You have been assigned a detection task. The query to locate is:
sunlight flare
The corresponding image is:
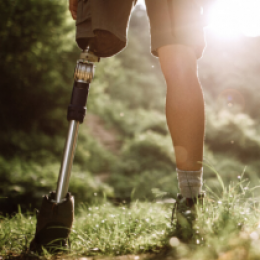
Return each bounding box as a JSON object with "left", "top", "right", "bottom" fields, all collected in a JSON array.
[{"left": 208, "top": 0, "right": 260, "bottom": 38}]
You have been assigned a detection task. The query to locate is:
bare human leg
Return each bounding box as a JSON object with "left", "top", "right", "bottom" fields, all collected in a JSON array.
[
  {"left": 158, "top": 44, "right": 204, "bottom": 171},
  {"left": 158, "top": 44, "right": 205, "bottom": 198}
]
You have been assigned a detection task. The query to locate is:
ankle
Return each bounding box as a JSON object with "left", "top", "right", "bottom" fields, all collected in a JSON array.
[{"left": 177, "top": 168, "right": 203, "bottom": 198}]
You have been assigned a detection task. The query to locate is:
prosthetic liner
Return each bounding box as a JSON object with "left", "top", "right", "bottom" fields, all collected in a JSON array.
[{"left": 30, "top": 50, "right": 99, "bottom": 253}]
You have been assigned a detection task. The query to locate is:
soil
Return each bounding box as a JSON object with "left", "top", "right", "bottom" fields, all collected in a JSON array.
[
  {"left": 6, "top": 254, "right": 153, "bottom": 260},
  {"left": 85, "top": 113, "right": 121, "bottom": 181},
  {"left": 85, "top": 113, "right": 121, "bottom": 154}
]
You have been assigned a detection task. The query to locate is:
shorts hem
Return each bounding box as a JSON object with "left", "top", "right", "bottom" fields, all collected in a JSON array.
[
  {"left": 151, "top": 31, "right": 206, "bottom": 59},
  {"left": 76, "top": 27, "right": 126, "bottom": 44}
]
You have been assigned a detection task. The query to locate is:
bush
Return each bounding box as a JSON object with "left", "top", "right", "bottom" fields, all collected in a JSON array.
[
  {"left": 74, "top": 126, "right": 117, "bottom": 174},
  {"left": 206, "top": 109, "right": 260, "bottom": 162},
  {"left": 109, "top": 131, "right": 176, "bottom": 199},
  {"left": 0, "top": 156, "right": 113, "bottom": 214}
]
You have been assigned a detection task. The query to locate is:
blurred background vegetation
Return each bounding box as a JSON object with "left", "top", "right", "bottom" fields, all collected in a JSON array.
[{"left": 1, "top": 0, "right": 260, "bottom": 214}]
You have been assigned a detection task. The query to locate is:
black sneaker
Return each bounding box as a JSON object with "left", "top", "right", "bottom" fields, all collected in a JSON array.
[
  {"left": 171, "top": 193, "right": 205, "bottom": 244},
  {"left": 30, "top": 192, "right": 74, "bottom": 254}
]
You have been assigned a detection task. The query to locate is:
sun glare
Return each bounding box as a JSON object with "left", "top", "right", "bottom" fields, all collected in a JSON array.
[
  {"left": 208, "top": 0, "right": 260, "bottom": 38},
  {"left": 136, "top": 0, "right": 260, "bottom": 38}
]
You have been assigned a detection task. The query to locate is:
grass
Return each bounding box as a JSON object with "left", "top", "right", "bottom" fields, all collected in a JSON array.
[
  {"left": 1, "top": 173, "right": 260, "bottom": 260},
  {"left": 0, "top": 201, "right": 170, "bottom": 259}
]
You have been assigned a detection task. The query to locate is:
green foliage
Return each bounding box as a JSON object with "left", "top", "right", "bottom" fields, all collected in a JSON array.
[
  {"left": 0, "top": 125, "right": 116, "bottom": 213},
  {"left": 206, "top": 109, "right": 260, "bottom": 162},
  {"left": 109, "top": 170, "right": 178, "bottom": 200},
  {"left": 117, "top": 131, "right": 174, "bottom": 173},
  {"left": 75, "top": 127, "right": 117, "bottom": 174},
  {"left": 96, "top": 101, "right": 168, "bottom": 137},
  {"left": 0, "top": 155, "right": 113, "bottom": 213},
  {"left": 108, "top": 131, "right": 176, "bottom": 199},
  {"left": 0, "top": 0, "right": 78, "bottom": 157}
]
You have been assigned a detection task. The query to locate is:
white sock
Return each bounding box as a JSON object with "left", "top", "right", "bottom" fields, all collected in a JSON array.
[{"left": 177, "top": 168, "right": 203, "bottom": 198}]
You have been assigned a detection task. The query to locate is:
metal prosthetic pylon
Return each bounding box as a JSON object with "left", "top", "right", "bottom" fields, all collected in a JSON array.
[
  {"left": 55, "top": 49, "right": 99, "bottom": 204},
  {"left": 30, "top": 49, "right": 100, "bottom": 253}
]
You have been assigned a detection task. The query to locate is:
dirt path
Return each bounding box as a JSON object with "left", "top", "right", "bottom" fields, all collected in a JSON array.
[
  {"left": 54, "top": 254, "right": 151, "bottom": 260},
  {"left": 8, "top": 254, "right": 153, "bottom": 260},
  {"left": 85, "top": 113, "right": 121, "bottom": 154},
  {"left": 85, "top": 113, "right": 121, "bottom": 181}
]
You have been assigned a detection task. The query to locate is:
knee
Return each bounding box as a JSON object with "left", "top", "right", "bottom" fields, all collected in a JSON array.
[{"left": 158, "top": 45, "right": 198, "bottom": 84}]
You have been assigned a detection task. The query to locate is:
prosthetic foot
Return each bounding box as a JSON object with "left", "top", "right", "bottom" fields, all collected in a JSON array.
[
  {"left": 30, "top": 192, "right": 74, "bottom": 253},
  {"left": 30, "top": 50, "right": 99, "bottom": 254},
  {"left": 171, "top": 193, "right": 205, "bottom": 244}
]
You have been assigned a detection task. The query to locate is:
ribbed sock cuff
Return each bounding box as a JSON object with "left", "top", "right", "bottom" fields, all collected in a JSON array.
[{"left": 177, "top": 168, "right": 203, "bottom": 198}]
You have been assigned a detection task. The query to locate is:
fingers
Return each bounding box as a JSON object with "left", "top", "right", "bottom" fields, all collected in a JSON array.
[{"left": 69, "top": 0, "right": 78, "bottom": 20}]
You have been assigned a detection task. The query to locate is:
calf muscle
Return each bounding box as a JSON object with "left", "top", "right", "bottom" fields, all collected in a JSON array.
[{"left": 158, "top": 45, "right": 205, "bottom": 171}]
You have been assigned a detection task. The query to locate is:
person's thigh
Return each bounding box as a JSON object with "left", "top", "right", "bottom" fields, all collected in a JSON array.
[
  {"left": 145, "top": 0, "right": 206, "bottom": 59},
  {"left": 76, "top": 0, "right": 135, "bottom": 57}
]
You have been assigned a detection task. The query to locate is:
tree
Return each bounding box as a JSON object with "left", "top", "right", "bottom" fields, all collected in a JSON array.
[{"left": 0, "top": 0, "right": 79, "bottom": 157}]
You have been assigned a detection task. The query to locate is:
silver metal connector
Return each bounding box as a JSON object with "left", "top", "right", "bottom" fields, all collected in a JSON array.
[
  {"left": 74, "top": 62, "right": 94, "bottom": 83},
  {"left": 74, "top": 50, "right": 99, "bottom": 83}
]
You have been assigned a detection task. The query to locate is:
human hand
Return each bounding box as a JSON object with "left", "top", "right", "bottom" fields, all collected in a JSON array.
[{"left": 69, "top": 0, "right": 78, "bottom": 20}]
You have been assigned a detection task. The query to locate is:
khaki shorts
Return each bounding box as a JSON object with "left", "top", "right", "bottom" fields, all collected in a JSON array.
[{"left": 76, "top": 0, "right": 207, "bottom": 58}]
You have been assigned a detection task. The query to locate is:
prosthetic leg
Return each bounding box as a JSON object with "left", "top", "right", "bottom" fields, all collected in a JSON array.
[{"left": 30, "top": 49, "right": 100, "bottom": 253}]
